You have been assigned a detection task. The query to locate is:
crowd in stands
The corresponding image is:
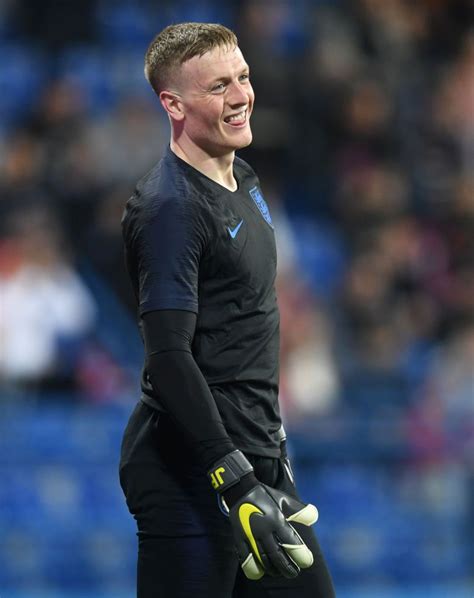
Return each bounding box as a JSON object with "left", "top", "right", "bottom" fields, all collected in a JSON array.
[
  {"left": 0, "top": 0, "right": 472, "bottom": 460},
  {"left": 0, "top": 1, "right": 472, "bottom": 590}
]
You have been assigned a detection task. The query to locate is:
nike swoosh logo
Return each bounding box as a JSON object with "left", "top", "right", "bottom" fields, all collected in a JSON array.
[
  {"left": 227, "top": 219, "right": 244, "bottom": 239},
  {"left": 239, "top": 503, "right": 264, "bottom": 565}
]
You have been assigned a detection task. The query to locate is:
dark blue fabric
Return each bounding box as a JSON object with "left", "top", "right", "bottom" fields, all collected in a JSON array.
[
  {"left": 122, "top": 147, "right": 282, "bottom": 458},
  {"left": 135, "top": 194, "right": 206, "bottom": 315},
  {"left": 119, "top": 402, "right": 336, "bottom": 597}
]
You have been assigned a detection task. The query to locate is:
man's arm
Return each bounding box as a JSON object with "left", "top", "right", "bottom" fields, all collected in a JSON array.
[
  {"left": 143, "top": 308, "right": 318, "bottom": 581},
  {"left": 142, "top": 308, "right": 235, "bottom": 467}
]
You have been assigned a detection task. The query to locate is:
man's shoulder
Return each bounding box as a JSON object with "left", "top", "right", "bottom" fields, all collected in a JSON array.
[
  {"left": 122, "top": 155, "right": 208, "bottom": 243},
  {"left": 135, "top": 153, "right": 185, "bottom": 201},
  {"left": 129, "top": 153, "right": 200, "bottom": 213}
]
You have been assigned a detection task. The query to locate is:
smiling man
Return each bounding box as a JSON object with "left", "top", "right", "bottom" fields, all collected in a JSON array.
[{"left": 119, "top": 23, "right": 335, "bottom": 598}]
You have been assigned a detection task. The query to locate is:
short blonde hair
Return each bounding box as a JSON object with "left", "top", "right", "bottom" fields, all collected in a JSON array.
[{"left": 144, "top": 22, "right": 238, "bottom": 96}]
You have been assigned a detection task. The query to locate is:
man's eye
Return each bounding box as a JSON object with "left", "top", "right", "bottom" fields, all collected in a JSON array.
[
  {"left": 212, "top": 83, "right": 226, "bottom": 92},
  {"left": 240, "top": 74, "right": 249, "bottom": 81}
]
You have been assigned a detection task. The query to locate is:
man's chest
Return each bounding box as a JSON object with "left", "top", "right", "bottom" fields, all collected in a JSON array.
[{"left": 201, "top": 185, "right": 277, "bottom": 289}]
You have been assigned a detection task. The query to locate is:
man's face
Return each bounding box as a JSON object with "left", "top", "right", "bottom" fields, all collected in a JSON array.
[{"left": 175, "top": 45, "right": 255, "bottom": 156}]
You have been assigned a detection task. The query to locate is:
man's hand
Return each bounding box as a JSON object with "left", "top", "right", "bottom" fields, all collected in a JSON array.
[{"left": 208, "top": 450, "right": 318, "bottom": 580}]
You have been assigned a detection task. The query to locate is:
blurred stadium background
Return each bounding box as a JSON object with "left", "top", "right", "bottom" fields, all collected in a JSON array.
[{"left": 0, "top": 0, "right": 473, "bottom": 596}]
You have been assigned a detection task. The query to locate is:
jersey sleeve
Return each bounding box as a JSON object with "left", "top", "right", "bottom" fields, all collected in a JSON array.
[{"left": 134, "top": 197, "right": 208, "bottom": 316}]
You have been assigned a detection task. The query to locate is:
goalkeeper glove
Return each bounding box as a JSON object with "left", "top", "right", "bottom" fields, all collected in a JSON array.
[{"left": 208, "top": 450, "right": 318, "bottom": 580}]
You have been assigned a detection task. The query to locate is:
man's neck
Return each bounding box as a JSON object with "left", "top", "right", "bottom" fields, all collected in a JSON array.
[{"left": 170, "top": 138, "right": 237, "bottom": 192}]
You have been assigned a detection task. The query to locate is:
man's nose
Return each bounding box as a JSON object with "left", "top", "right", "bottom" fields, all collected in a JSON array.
[{"left": 227, "top": 81, "right": 249, "bottom": 106}]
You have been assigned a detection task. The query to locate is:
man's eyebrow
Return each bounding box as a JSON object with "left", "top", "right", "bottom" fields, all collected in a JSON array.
[{"left": 208, "top": 67, "right": 250, "bottom": 84}]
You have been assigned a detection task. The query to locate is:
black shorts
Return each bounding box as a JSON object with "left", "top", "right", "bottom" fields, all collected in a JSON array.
[{"left": 119, "top": 401, "right": 335, "bottom": 598}]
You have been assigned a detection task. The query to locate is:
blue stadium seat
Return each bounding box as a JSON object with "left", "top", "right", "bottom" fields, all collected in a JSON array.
[
  {"left": 0, "top": 403, "right": 471, "bottom": 592},
  {"left": 290, "top": 216, "right": 347, "bottom": 299},
  {"left": 96, "top": 1, "right": 154, "bottom": 47},
  {"left": 56, "top": 47, "right": 115, "bottom": 114},
  {"left": 0, "top": 44, "right": 47, "bottom": 128}
]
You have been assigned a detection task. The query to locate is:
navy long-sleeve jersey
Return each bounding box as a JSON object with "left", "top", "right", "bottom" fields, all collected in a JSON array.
[{"left": 121, "top": 146, "right": 282, "bottom": 457}]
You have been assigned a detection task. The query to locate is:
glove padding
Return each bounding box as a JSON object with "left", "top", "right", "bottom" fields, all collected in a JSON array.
[{"left": 228, "top": 483, "right": 318, "bottom": 580}]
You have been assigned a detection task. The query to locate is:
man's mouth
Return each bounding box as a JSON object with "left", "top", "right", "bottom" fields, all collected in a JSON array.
[{"left": 224, "top": 109, "right": 247, "bottom": 126}]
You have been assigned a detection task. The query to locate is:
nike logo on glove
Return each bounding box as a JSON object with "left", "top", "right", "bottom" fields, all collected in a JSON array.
[
  {"left": 227, "top": 219, "right": 244, "bottom": 239},
  {"left": 239, "top": 503, "right": 264, "bottom": 565}
]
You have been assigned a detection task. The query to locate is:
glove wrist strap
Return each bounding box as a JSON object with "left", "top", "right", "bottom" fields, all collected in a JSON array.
[{"left": 207, "top": 450, "right": 253, "bottom": 493}]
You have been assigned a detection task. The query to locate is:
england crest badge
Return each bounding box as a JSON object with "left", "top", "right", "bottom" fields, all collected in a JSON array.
[{"left": 249, "top": 186, "right": 273, "bottom": 228}]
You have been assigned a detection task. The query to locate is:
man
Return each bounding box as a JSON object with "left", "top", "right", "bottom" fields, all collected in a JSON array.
[{"left": 120, "top": 22, "right": 335, "bottom": 597}]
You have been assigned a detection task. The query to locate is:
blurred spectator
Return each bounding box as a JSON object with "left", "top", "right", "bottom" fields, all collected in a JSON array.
[
  {"left": 81, "top": 94, "right": 166, "bottom": 185},
  {"left": 12, "top": 0, "right": 96, "bottom": 50},
  {"left": 0, "top": 208, "right": 97, "bottom": 391},
  {"left": 408, "top": 319, "right": 474, "bottom": 463},
  {"left": 0, "top": 130, "right": 50, "bottom": 230},
  {"left": 431, "top": 31, "right": 474, "bottom": 174},
  {"left": 278, "top": 271, "right": 340, "bottom": 421},
  {"left": 430, "top": 321, "right": 474, "bottom": 460},
  {"left": 82, "top": 184, "right": 137, "bottom": 314},
  {"left": 0, "top": 0, "right": 469, "bottom": 423}
]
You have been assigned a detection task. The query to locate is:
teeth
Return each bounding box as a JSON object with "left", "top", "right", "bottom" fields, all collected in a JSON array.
[{"left": 227, "top": 110, "right": 246, "bottom": 123}]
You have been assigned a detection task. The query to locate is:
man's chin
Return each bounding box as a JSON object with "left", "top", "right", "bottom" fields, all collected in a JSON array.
[
  {"left": 205, "top": 130, "right": 253, "bottom": 156},
  {"left": 231, "top": 130, "right": 253, "bottom": 151}
]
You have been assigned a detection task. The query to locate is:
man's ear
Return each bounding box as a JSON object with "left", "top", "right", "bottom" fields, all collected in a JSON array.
[{"left": 160, "top": 91, "right": 185, "bottom": 122}]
